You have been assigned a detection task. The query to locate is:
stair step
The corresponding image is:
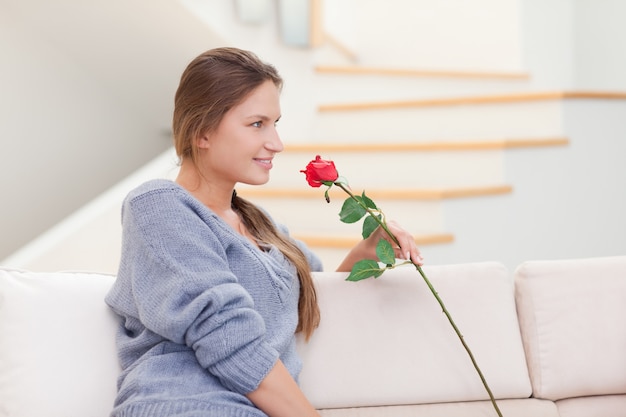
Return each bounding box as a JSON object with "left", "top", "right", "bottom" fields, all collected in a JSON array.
[
  {"left": 284, "top": 137, "right": 569, "bottom": 152},
  {"left": 318, "top": 90, "right": 626, "bottom": 112},
  {"left": 238, "top": 186, "right": 511, "bottom": 239},
  {"left": 267, "top": 139, "right": 568, "bottom": 189},
  {"left": 312, "top": 69, "right": 532, "bottom": 104},
  {"left": 315, "top": 65, "right": 530, "bottom": 80},
  {"left": 312, "top": 100, "right": 564, "bottom": 141},
  {"left": 272, "top": 149, "right": 506, "bottom": 188},
  {"left": 292, "top": 231, "right": 455, "bottom": 270},
  {"left": 294, "top": 233, "right": 454, "bottom": 248},
  {"left": 237, "top": 185, "right": 513, "bottom": 200},
  {"left": 242, "top": 197, "right": 444, "bottom": 236}
]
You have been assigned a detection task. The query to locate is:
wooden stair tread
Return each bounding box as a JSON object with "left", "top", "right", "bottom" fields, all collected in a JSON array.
[
  {"left": 285, "top": 137, "right": 569, "bottom": 152},
  {"left": 238, "top": 185, "right": 513, "bottom": 200},
  {"left": 315, "top": 64, "right": 530, "bottom": 80},
  {"left": 294, "top": 233, "right": 454, "bottom": 248},
  {"left": 318, "top": 90, "right": 626, "bottom": 111}
]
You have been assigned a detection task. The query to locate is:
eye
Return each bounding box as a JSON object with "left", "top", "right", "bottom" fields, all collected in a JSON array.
[{"left": 251, "top": 121, "right": 263, "bottom": 128}]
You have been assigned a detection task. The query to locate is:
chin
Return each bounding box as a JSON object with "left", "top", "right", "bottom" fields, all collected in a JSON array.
[{"left": 242, "top": 177, "right": 270, "bottom": 186}]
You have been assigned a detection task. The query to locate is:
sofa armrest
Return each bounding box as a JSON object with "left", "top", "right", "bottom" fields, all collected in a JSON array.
[
  {"left": 515, "top": 255, "right": 626, "bottom": 401},
  {"left": 0, "top": 268, "right": 120, "bottom": 417}
]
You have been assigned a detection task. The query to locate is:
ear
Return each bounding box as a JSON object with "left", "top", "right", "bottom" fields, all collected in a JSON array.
[{"left": 196, "top": 133, "right": 211, "bottom": 149}]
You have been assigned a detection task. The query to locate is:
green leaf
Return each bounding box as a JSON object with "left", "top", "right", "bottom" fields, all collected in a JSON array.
[
  {"left": 346, "top": 259, "right": 384, "bottom": 281},
  {"left": 376, "top": 239, "right": 396, "bottom": 266},
  {"left": 339, "top": 197, "right": 366, "bottom": 223},
  {"left": 361, "top": 191, "right": 377, "bottom": 210},
  {"left": 362, "top": 214, "right": 381, "bottom": 239}
]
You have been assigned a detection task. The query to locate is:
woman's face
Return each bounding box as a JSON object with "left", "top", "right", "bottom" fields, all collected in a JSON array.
[{"left": 197, "top": 80, "right": 284, "bottom": 188}]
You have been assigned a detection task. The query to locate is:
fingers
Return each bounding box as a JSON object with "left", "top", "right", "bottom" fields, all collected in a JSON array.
[
  {"left": 385, "top": 221, "right": 424, "bottom": 266},
  {"left": 363, "top": 221, "right": 425, "bottom": 265},
  {"left": 399, "top": 236, "right": 424, "bottom": 266}
]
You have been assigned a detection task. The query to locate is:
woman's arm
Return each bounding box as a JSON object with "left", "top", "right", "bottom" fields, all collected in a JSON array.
[
  {"left": 246, "top": 360, "right": 321, "bottom": 417},
  {"left": 336, "top": 220, "right": 424, "bottom": 272},
  {"left": 112, "top": 185, "right": 283, "bottom": 395}
]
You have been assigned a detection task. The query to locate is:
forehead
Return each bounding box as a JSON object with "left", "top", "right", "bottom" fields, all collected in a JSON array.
[{"left": 229, "top": 80, "right": 281, "bottom": 117}]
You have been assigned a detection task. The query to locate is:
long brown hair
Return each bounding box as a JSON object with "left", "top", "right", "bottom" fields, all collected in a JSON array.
[{"left": 172, "top": 47, "right": 320, "bottom": 339}]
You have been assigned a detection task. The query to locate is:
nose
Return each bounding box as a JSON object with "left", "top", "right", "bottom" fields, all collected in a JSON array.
[{"left": 266, "top": 126, "right": 284, "bottom": 153}]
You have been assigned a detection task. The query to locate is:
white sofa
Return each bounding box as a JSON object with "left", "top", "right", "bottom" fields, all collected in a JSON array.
[{"left": 1, "top": 256, "right": 625, "bottom": 417}]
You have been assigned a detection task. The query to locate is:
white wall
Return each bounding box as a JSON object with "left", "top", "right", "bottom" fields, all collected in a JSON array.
[
  {"left": 520, "top": 0, "right": 575, "bottom": 89},
  {"left": 0, "top": 10, "right": 160, "bottom": 260},
  {"left": 572, "top": 0, "right": 626, "bottom": 90},
  {"left": 424, "top": 99, "right": 626, "bottom": 270},
  {"left": 3, "top": 0, "right": 625, "bottom": 273},
  {"left": 323, "top": 0, "right": 524, "bottom": 72},
  {"left": 521, "top": 0, "right": 626, "bottom": 90},
  {"left": 0, "top": 0, "right": 225, "bottom": 260}
]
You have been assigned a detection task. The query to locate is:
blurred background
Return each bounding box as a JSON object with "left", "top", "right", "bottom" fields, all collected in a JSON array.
[{"left": 1, "top": 0, "right": 625, "bottom": 274}]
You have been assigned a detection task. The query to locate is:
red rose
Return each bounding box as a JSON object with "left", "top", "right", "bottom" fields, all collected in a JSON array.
[{"left": 300, "top": 155, "right": 339, "bottom": 187}]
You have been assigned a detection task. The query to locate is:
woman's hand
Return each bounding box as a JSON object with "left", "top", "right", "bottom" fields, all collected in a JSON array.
[
  {"left": 246, "top": 360, "right": 321, "bottom": 417},
  {"left": 373, "top": 220, "right": 424, "bottom": 265},
  {"left": 336, "top": 220, "right": 424, "bottom": 272}
]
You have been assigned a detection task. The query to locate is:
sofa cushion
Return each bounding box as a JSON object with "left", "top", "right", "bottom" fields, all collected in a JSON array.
[
  {"left": 318, "top": 398, "right": 559, "bottom": 417},
  {"left": 297, "top": 262, "right": 532, "bottom": 409},
  {"left": 0, "top": 267, "right": 120, "bottom": 417},
  {"left": 514, "top": 256, "right": 626, "bottom": 401},
  {"left": 556, "top": 394, "right": 626, "bottom": 417}
]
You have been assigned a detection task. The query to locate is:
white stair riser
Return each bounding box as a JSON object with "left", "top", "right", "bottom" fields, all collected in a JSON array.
[
  {"left": 268, "top": 150, "right": 505, "bottom": 188},
  {"left": 313, "top": 74, "right": 531, "bottom": 103},
  {"left": 310, "top": 101, "right": 563, "bottom": 141},
  {"left": 305, "top": 246, "right": 448, "bottom": 273},
  {"left": 238, "top": 197, "right": 445, "bottom": 235}
]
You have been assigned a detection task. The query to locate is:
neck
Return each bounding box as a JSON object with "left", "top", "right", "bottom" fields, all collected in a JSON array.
[
  {"left": 176, "top": 161, "right": 234, "bottom": 214},
  {"left": 175, "top": 159, "right": 259, "bottom": 247}
]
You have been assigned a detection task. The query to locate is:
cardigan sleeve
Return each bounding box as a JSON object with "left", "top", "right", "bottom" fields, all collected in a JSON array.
[{"left": 111, "top": 187, "right": 279, "bottom": 394}]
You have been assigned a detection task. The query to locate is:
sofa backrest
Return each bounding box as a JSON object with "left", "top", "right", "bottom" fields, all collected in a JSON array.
[
  {"left": 514, "top": 255, "right": 626, "bottom": 401},
  {"left": 296, "top": 262, "right": 532, "bottom": 409},
  {"left": 0, "top": 268, "right": 120, "bottom": 417},
  {"left": 1, "top": 260, "right": 550, "bottom": 416}
]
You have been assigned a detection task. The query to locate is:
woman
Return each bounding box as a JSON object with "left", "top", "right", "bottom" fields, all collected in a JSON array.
[{"left": 105, "top": 47, "right": 422, "bottom": 417}]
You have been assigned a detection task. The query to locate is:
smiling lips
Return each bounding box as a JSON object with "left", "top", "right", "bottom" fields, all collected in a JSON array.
[{"left": 254, "top": 158, "right": 273, "bottom": 168}]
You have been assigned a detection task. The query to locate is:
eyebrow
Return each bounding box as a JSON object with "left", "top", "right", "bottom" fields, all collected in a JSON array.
[{"left": 248, "top": 114, "right": 282, "bottom": 122}]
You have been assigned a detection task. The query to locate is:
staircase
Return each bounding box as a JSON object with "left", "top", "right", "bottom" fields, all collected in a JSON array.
[
  {"left": 236, "top": 64, "right": 573, "bottom": 269},
  {"left": 198, "top": 0, "right": 626, "bottom": 270},
  {"left": 4, "top": 0, "right": 626, "bottom": 273}
]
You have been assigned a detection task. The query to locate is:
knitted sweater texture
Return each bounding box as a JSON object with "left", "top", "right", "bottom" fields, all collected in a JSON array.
[{"left": 105, "top": 179, "right": 323, "bottom": 417}]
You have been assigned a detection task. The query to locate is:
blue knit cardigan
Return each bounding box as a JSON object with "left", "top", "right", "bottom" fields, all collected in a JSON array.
[{"left": 105, "top": 179, "right": 323, "bottom": 417}]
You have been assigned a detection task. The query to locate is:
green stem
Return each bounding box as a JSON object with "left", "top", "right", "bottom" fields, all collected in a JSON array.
[
  {"left": 336, "top": 183, "right": 396, "bottom": 242},
  {"left": 414, "top": 264, "right": 503, "bottom": 417},
  {"left": 335, "top": 181, "right": 503, "bottom": 417}
]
